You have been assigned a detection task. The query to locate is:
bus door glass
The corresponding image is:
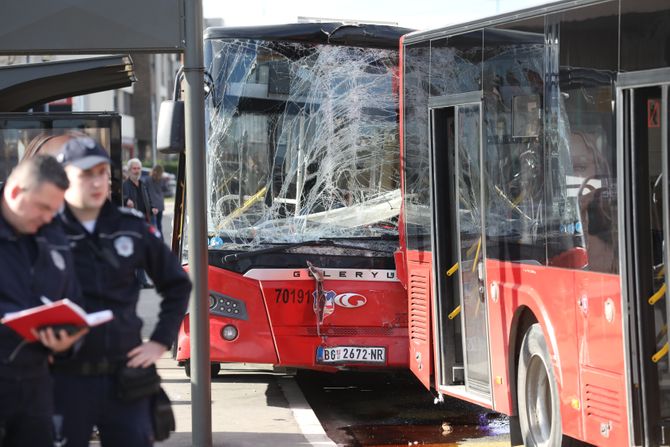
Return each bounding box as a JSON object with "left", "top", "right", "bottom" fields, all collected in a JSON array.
[
  {"left": 620, "top": 77, "right": 670, "bottom": 444},
  {"left": 454, "top": 102, "right": 492, "bottom": 398},
  {"left": 432, "top": 98, "right": 491, "bottom": 399}
]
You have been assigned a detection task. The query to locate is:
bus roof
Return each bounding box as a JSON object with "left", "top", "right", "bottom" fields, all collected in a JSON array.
[
  {"left": 403, "top": 0, "right": 611, "bottom": 44},
  {"left": 204, "top": 22, "right": 413, "bottom": 50}
]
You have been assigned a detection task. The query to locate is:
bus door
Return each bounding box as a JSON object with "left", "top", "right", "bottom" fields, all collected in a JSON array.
[
  {"left": 619, "top": 70, "right": 670, "bottom": 446},
  {"left": 430, "top": 93, "right": 492, "bottom": 402}
]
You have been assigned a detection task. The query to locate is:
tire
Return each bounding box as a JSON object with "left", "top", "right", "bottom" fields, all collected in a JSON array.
[
  {"left": 210, "top": 363, "right": 221, "bottom": 377},
  {"left": 517, "top": 324, "right": 563, "bottom": 447},
  {"left": 184, "top": 360, "right": 220, "bottom": 378}
]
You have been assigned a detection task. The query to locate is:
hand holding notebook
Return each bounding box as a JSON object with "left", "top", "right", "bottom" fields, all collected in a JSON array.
[{"left": 1, "top": 298, "right": 113, "bottom": 342}]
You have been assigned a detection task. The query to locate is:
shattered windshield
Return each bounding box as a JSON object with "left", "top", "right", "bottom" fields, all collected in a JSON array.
[{"left": 204, "top": 38, "right": 400, "bottom": 249}]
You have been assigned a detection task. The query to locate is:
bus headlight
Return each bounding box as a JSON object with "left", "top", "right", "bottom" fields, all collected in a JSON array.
[
  {"left": 222, "top": 324, "right": 238, "bottom": 341},
  {"left": 209, "top": 295, "right": 217, "bottom": 309}
]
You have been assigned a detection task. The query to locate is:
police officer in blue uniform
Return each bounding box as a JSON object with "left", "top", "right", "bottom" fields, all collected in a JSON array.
[
  {"left": 51, "top": 136, "right": 191, "bottom": 446},
  {"left": 0, "top": 155, "right": 87, "bottom": 447}
]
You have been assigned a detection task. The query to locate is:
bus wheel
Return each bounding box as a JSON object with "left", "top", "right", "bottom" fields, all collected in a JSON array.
[
  {"left": 184, "top": 361, "right": 221, "bottom": 378},
  {"left": 517, "top": 324, "right": 563, "bottom": 447},
  {"left": 211, "top": 363, "right": 221, "bottom": 377}
]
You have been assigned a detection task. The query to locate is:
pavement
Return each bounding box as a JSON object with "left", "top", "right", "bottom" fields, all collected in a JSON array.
[{"left": 138, "top": 199, "right": 336, "bottom": 447}]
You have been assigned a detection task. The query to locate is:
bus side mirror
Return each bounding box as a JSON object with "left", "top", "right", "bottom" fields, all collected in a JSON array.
[{"left": 157, "top": 100, "right": 185, "bottom": 154}]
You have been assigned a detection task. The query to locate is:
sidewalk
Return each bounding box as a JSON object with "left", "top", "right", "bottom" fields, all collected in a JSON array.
[{"left": 154, "top": 358, "right": 336, "bottom": 447}]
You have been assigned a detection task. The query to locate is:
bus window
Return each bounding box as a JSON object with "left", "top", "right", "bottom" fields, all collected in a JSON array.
[
  {"left": 483, "top": 25, "right": 546, "bottom": 265},
  {"left": 403, "top": 41, "right": 431, "bottom": 252},
  {"left": 546, "top": 78, "right": 617, "bottom": 273}
]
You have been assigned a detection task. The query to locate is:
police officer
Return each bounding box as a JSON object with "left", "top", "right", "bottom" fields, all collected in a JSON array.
[
  {"left": 51, "top": 136, "right": 191, "bottom": 446},
  {"left": 0, "top": 155, "right": 87, "bottom": 447}
]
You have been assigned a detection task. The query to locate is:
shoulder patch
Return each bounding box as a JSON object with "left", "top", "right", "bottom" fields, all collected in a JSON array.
[{"left": 118, "top": 207, "right": 145, "bottom": 219}]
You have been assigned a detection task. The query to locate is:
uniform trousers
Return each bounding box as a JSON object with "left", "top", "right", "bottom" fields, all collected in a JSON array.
[
  {"left": 0, "top": 373, "right": 53, "bottom": 447},
  {"left": 53, "top": 373, "right": 153, "bottom": 447}
]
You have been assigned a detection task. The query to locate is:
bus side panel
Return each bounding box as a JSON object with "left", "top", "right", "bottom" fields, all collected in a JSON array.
[
  {"left": 486, "top": 259, "right": 583, "bottom": 441},
  {"left": 573, "top": 271, "right": 628, "bottom": 446},
  {"left": 406, "top": 250, "right": 433, "bottom": 390},
  {"left": 261, "top": 278, "right": 409, "bottom": 369},
  {"left": 176, "top": 265, "right": 279, "bottom": 364},
  {"left": 580, "top": 367, "right": 628, "bottom": 447}
]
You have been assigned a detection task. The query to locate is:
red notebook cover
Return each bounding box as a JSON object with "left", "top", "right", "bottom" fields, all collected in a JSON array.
[{"left": 1, "top": 299, "right": 113, "bottom": 342}]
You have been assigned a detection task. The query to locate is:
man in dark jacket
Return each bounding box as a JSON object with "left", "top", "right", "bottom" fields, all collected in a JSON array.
[
  {"left": 122, "top": 158, "right": 157, "bottom": 288},
  {"left": 0, "top": 155, "right": 86, "bottom": 447},
  {"left": 122, "top": 158, "right": 156, "bottom": 222},
  {"left": 52, "top": 137, "right": 191, "bottom": 446}
]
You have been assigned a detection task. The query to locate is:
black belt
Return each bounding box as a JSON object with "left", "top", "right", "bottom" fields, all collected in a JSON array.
[{"left": 51, "top": 358, "right": 122, "bottom": 376}]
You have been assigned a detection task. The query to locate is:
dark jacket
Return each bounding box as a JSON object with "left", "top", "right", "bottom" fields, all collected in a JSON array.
[
  {"left": 57, "top": 201, "right": 191, "bottom": 363},
  {"left": 0, "top": 201, "right": 80, "bottom": 378},
  {"left": 122, "top": 178, "right": 153, "bottom": 221},
  {"left": 145, "top": 177, "right": 167, "bottom": 212}
]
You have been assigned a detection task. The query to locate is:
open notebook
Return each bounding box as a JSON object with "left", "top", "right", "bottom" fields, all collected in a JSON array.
[{"left": 1, "top": 298, "right": 113, "bottom": 342}]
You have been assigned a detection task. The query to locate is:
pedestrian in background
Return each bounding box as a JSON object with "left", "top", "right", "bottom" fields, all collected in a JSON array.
[
  {"left": 0, "top": 155, "right": 87, "bottom": 447},
  {"left": 145, "top": 165, "right": 167, "bottom": 239},
  {"left": 122, "top": 158, "right": 156, "bottom": 222},
  {"left": 122, "top": 158, "right": 156, "bottom": 287},
  {"left": 51, "top": 136, "right": 191, "bottom": 447}
]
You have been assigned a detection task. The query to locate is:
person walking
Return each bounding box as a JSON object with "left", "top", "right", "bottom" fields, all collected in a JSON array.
[
  {"left": 50, "top": 136, "right": 191, "bottom": 447},
  {"left": 145, "top": 165, "right": 167, "bottom": 239},
  {"left": 0, "top": 155, "right": 87, "bottom": 447}
]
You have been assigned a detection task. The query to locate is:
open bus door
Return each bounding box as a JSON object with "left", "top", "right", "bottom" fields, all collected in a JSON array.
[
  {"left": 619, "top": 69, "right": 670, "bottom": 446},
  {"left": 429, "top": 93, "right": 492, "bottom": 404}
]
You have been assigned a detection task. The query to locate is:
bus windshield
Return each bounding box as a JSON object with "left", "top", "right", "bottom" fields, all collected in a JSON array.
[{"left": 204, "top": 36, "right": 400, "bottom": 249}]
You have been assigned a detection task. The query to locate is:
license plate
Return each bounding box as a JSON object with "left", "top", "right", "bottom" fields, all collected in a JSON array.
[{"left": 316, "top": 346, "right": 386, "bottom": 364}]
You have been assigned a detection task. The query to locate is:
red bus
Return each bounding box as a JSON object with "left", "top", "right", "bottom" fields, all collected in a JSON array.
[
  {"left": 171, "top": 23, "right": 413, "bottom": 376},
  {"left": 398, "top": 1, "right": 670, "bottom": 445}
]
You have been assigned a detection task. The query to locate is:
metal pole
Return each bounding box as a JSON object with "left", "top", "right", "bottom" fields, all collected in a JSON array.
[{"left": 183, "top": 0, "right": 212, "bottom": 446}]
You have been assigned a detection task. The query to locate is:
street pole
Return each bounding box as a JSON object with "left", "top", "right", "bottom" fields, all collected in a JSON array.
[{"left": 183, "top": 0, "right": 212, "bottom": 446}]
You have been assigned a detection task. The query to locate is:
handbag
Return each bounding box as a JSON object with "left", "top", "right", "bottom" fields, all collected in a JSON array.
[
  {"left": 151, "top": 387, "right": 176, "bottom": 441},
  {"left": 116, "top": 365, "right": 162, "bottom": 402}
]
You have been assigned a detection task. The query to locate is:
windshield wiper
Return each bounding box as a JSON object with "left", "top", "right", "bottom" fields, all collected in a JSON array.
[
  {"left": 222, "top": 240, "right": 335, "bottom": 263},
  {"left": 221, "top": 238, "right": 395, "bottom": 263}
]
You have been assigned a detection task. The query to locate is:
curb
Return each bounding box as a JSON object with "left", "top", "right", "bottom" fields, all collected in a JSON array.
[{"left": 278, "top": 376, "right": 337, "bottom": 447}]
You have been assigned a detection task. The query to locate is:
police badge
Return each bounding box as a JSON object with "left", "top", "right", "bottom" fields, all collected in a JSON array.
[{"left": 114, "top": 236, "right": 134, "bottom": 257}]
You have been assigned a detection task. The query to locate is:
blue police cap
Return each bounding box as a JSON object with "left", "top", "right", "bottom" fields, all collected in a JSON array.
[{"left": 56, "top": 136, "right": 110, "bottom": 170}]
